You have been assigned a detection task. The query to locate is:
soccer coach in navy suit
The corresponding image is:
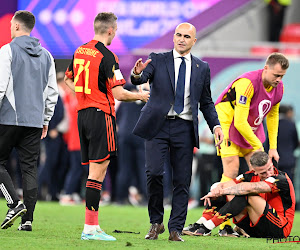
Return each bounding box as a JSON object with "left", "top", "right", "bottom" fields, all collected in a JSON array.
[{"left": 131, "top": 23, "right": 223, "bottom": 242}]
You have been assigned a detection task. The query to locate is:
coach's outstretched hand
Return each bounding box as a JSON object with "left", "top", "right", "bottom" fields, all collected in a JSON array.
[{"left": 133, "top": 58, "right": 152, "bottom": 75}]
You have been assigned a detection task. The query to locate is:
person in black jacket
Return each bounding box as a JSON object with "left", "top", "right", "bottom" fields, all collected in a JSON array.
[
  {"left": 277, "top": 104, "right": 299, "bottom": 182},
  {"left": 115, "top": 84, "right": 147, "bottom": 205},
  {"left": 38, "top": 72, "right": 67, "bottom": 201}
]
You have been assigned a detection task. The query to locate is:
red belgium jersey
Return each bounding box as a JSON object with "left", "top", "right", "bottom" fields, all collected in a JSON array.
[
  {"left": 234, "top": 167, "right": 295, "bottom": 237},
  {"left": 65, "top": 40, "right": 125, "bottom": 117}
]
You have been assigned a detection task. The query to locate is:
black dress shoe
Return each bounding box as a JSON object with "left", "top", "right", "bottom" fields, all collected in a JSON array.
[
  {"left": 169, "top": 231, "right": 184, "bottom": 242},
  {"left": 145, "top": 223, "right": 165, "bottom": 240}
]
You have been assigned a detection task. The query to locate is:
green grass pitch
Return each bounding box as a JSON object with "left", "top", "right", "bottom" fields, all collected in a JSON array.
[{"left": 0, "top": 198, "right": 299, "bottom": 249}]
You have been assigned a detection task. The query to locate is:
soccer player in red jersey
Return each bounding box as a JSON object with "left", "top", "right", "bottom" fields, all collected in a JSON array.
[
  {"left": 64, "top": 12, "right": 149, "bottom": 241},
  {"left": 186, "top": 151, "right": 295, "bottom": 238}
]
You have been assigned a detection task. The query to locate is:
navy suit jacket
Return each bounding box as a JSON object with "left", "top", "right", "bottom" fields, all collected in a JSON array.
[{"left": 131, "top": 51, "right": 220, "bottom": 148}]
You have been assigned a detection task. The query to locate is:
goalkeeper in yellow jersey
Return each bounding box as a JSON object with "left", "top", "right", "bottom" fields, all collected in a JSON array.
[{"left": 183, "top": 52, "right": 289, "bottom": 237}]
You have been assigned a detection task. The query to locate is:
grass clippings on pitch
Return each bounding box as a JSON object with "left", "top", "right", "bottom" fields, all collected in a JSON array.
[{"left": 0, "top": 199, "right": 299, "bottom": 249}]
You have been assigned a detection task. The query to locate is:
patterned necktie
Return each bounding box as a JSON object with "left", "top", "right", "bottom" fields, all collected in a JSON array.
[{"left": 174, "top": 57, "right": 186, "bottom": 114}]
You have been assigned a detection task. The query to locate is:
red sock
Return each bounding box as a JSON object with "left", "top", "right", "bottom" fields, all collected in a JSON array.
[
  {"left": 85, "top": 207, "right": 99, "bottom": 225},
  {"left": 85, "top": 179, "right": 102, "bottom": 225},
  {"left": 202, "top": 206, "right": 218, "bottom": 220},
  {"left": 211, "top": 211, "right": 232, "bottom": 227}
]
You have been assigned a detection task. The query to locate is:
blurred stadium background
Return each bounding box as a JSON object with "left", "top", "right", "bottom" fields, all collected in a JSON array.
[{"left": 1, "top": 0, "right": 300, "bottom": 206}]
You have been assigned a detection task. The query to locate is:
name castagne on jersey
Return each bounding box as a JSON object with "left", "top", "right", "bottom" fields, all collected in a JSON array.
[{"left": 76, "top": 47, "right": 99, "bottom": 57}]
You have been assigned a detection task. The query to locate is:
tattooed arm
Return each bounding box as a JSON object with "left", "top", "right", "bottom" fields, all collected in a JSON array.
[
  {"left": 209, "top": 180, "right": 236, "bottom": 197},
  {"left": 202, "top": 182, "right": 272, "bottom": 202},
  {"left": 221, "top": 181, "right": 272, "bottom": 195}
]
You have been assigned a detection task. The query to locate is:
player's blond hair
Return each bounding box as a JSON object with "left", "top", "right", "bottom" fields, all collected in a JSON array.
[
  {"left": 94, "top": 12, "right": 117, "bottom": 35},
  {"left": 266, "top": 52, "right": 289, "bottom": 70}
]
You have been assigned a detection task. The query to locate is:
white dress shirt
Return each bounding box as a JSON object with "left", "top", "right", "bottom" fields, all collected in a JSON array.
[{"left": 167, "top": 49, "right": 193, "bottom": 121}]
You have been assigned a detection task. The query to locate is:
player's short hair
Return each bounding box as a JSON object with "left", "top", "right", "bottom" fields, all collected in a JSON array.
[
  {"left": 250, "top": 151, "right": 269, "bottom": 167},
  {"left": 94, "top": 12, "right": 117, "bottom": 35},
  {"left": 266, "top": 52, "right": 289, "bottom": 70},
  {"left": 13, "top": 10, "right": 35, "bottom": 32}
]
